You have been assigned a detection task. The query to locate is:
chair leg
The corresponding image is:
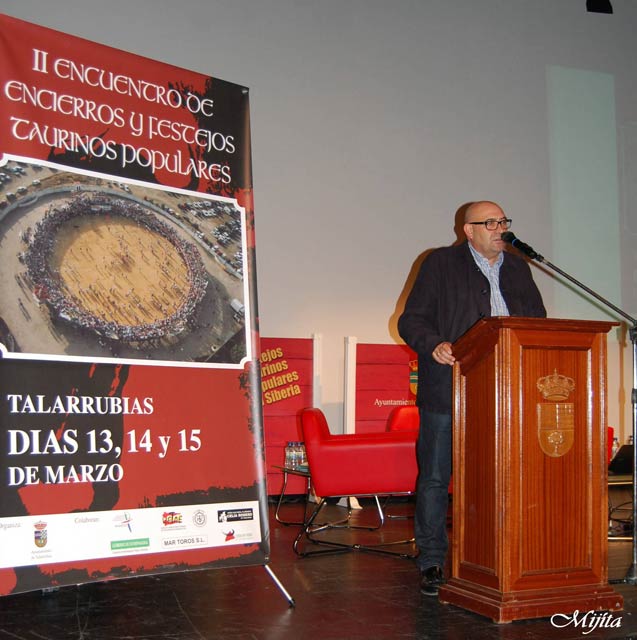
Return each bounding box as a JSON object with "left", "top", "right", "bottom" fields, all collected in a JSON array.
[
  {"left": 293, "top": 499, "right": 352, "bottom": 557},
  {"left": 353, "top": 527, "right": 417, "bottom": 559},
  {"left": 311, "top": 497, "right": 384, "bottom": 533},
  {"left": 349, "top": 496, "right": 416, "bottom": 559},
  {"left": 293, "top": 496, "right": 417, "bottom": 559},
  {"left": 372, "top": 495, "right": 385, "bottom": 529},
  {"left": 380, "top": 495, "right": 415, "bottom": 521},
  {"left": 328, "top": 496, "right": 385, "bottom": 531},
  {"left": 275, "top": 472, "right": 311, "bottom": 526}
]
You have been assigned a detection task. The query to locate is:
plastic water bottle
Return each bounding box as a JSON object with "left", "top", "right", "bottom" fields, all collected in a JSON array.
[
  {"left": 292, "top": 442, "right": 302, "bottom": 469},
  {"left": 284, "top": 441, "right": 294, "bottom": 468},
  {"left": 285, "top": 442, "right": 299, "bottom": 469}
]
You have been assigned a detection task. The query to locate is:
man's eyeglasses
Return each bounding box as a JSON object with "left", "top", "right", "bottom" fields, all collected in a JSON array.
[{"left": 467, "top": 218, "right": 512, "bottom": 231}]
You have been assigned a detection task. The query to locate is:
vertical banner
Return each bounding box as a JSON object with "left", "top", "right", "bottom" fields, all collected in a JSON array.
[
  {"left": 260, "top": 338, "right": 313, "bottom": 495},
  {"left": 355, "top": 343, "right": 416, "bottom": 433},
  {"left": 0, "top": 15, "right": 267, "bottom": 595}
]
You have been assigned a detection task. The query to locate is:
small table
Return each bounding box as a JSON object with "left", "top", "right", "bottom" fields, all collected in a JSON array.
[{"left": 273, "top": 464, "right": 312, "bottom": 526}]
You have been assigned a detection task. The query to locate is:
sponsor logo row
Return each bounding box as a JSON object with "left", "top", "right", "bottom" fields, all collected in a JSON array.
[{"left": 1, "top": 506, "right": 257, "bottom": 564}]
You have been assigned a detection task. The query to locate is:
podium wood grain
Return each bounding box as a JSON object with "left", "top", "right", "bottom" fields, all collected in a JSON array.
[{"left": 438, "top": 317, "right": 624, "bottom": 623}]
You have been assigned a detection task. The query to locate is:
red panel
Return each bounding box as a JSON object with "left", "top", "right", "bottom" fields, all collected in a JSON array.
[
  {"left": 261, "top": 337, "right": 313, "bottom": 361},
  {"left": 356, "top": 343, "right": 415, "bottom": 364},
  {"left": 354, "top": 343, "right": 417, "bottom": 433},
  {"left": 356, "top": 389, "right": 415, "bottom": 422},
  {"left": 260, "top": 338, "right": 313, "bottom": 495},
  {"left": 262, "top": 415, "right": 303, "bottom": 442},
  {"left": 261, "top": 384, "right": 313, "bottom": 416},
  {"left": 260, "top": 338, "right": 313, "bottom": 418},
  {"left": 356, "top": 363, "right": 414, "bottom": 389},
  {"left": 265, "top": 445, "right": 287, "bottom": 474}
]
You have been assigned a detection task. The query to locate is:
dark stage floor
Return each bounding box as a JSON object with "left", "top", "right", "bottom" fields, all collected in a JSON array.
[{"left": 0, "top": 499, "right": 635, "bottom": 639}]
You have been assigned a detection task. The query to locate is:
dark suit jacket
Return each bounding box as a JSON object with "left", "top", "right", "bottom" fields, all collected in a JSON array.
[{"left": 398, "top": 241, "right": 546, "bottom": 413}]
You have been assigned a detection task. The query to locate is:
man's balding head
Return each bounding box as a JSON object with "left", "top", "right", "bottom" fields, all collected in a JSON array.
[{"left": 463, "top": 201, "right": 508, "bottom": 264}]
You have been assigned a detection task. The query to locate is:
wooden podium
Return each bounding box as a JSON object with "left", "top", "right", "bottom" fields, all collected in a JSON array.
[{"left": 438, "top": 318, "right": 624, "bottom": 623}]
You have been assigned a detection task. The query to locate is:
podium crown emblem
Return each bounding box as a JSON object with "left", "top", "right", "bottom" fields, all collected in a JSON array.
[{"left": 537, "top": 369, "right": 575, "bottom": 401}]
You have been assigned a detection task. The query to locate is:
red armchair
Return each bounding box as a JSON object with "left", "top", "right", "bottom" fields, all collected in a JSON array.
[
  {"left": 294, "top": 407, "right": 417, "bottom": 558},
  {"left": 386, "top": 405, "right": 420, "bottom": 432}
]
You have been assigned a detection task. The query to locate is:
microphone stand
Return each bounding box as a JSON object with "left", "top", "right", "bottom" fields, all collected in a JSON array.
[{"left": 510, "top": 241, "right": 637, "bottom": 585}]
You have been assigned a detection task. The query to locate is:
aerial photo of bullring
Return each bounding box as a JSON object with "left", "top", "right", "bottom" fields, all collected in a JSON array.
[{"left": 0, "top": 158, "right": 248, "bottom": 366}]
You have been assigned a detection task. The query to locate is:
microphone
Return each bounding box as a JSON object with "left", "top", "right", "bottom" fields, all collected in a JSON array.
[{"left": 501, "top": 231, "right": 541, "bottom": 260}]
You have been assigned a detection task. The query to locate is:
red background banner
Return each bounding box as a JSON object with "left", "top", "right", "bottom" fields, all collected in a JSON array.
[
  {"left": 355, "top": 343, "right": 416, "bottom": 433},
  {"left": 0, "top": 14, "right": 266, "bottom": 595}
]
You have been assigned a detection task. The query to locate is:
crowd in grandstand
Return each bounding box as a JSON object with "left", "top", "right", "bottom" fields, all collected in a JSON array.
[{"left": 24, "top": 193, "right": 208, "bottom": 345}]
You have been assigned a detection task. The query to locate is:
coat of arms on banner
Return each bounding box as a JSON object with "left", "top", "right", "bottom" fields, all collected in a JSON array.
[
  {"left": 33, "top": 521, "right": 48, "bottom": 548},
  {"left": 536, "top": 370, "right": 576, "bottom": 458},
  {"left": 409, "top": 359, "right": 418, "bottom": 397}
]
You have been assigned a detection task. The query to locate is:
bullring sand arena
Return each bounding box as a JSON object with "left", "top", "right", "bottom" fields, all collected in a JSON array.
[
  {"left": 52, "top": 217, "right": 192, "bottom": 328},
  {"left": 0, "top": 160, "right": 247, "bottom": 364}
]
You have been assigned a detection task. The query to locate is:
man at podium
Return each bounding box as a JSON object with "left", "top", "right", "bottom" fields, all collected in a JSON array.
[{"left": 398, "top": 200, "right": 546, "bottom": 596}]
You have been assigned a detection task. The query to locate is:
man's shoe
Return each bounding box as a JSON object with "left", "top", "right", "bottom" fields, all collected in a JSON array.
[{"left": 420, "top": 565, "right": 444, "bottom": 596}]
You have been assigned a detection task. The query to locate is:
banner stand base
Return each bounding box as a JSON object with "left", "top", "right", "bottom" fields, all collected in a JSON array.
[{"left": 264, "top": 564, "right": 295, "bottom": 607}]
